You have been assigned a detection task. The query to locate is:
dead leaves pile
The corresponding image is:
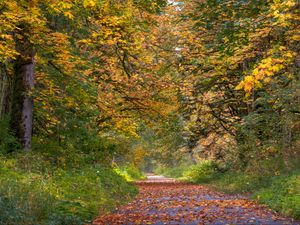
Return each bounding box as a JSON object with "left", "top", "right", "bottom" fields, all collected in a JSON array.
[{"left": 93, "top": 179, "right": 299, "bottom": 225}]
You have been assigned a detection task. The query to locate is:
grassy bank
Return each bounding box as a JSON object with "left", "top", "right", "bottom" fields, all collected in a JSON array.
[
  {"left": 0, "top": 153, "right": 139, "bottom": 225},
  {"left": 114, "top": 164, "right": 146, "bottom": 182},
  {"left": 155, "top": 161, "right": 300, "bottom": 220},
  {"left": 206, "top": 171, "right": 300, "bottom": 219}
]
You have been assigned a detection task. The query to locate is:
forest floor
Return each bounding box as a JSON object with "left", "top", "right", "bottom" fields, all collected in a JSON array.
[{"left": 93, "top": 174, "right": 299, "bottom": 225}]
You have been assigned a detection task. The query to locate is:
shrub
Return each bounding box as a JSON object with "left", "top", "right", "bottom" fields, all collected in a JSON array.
[
  {"left": 163, "top": 166, "right": 189, "bottom": 178},
  {"left": 183, "top": 160, "right": 217, "bottom": 183},
  {"left": 124, "top": 164, "right": 145, "bottom": 180},
  {"left": 154, "top": 165, "right": 191, "bottom": 178},
  {"left": 153, "top": 166, "right": 165, "bottom": 175},
  {"left": 114, "top": 164, "right": 145, "bottom": 181}
]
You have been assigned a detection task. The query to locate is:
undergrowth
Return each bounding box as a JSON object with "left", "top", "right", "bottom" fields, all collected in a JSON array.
[
  {"left": 0, "top": 118, "right": 144, "bottom": 224},
  {"left": 0, "top": 153, "right": 138, "bottom": 225},
  {"left": 114, "top": 164, "right": 146, "bottom": 181}
]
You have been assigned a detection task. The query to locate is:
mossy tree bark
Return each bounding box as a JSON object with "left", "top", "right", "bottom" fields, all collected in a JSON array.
[{"left": 10, "top": 33, "right": 35, "bottom": 150}]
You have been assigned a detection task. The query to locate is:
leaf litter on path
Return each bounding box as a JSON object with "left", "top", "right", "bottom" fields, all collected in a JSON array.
[{"left": 93, "top": 176, "right": 299, "bottom": 225}]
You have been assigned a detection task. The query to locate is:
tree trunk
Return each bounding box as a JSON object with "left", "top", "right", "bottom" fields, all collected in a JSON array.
[
  {"left": 188, "top": 147, "right": 197, "bottom": 164},
  {"left": 10, "top": 34, "right": 35, "bottom": 150},
  {"left": 0, "top": 64, "right": 11, "bottom": 118}
]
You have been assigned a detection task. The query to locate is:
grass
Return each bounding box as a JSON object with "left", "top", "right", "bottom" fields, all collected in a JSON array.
[
  {"left": 206, "top": 171, "right": 300, "bottom": 219},
  {"left": 254, "top": 173, "right": 300, "bottom": 219},
  {"left": 0, "top": 153, "right": 138, "bottom": 225},
  {"left": 0, "top": 119, "right": 143, "bottom": 224}
]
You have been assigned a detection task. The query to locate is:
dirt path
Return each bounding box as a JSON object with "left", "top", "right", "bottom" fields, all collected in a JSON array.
[{"left": 93, "top": 175, "right": 299, "bottom": 225}]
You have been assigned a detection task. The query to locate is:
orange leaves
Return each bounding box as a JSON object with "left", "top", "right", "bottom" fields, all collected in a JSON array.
[
  {"left": 1, "top": 0, "right": 178, "bottom": 140},
  {"left": 51, "top": 33, "right": 72, "bottom": 56},
  {"left": 235, "top": 75, "right": 261, "bottom": 94},
  {"left": 94, "top": 179, "right": 294, "bottom": 225},
  {"left": 0, "top": 1, "right": 41, "bottom": 61},
  {"left": 0, "top": 35, "right": 18, "bottom": 61},
  {"left": 0, "top": 0, "right": 76, "bottom": 63},
  {"left": 73, "top": 3, "right": 179, "bottom": 134}
]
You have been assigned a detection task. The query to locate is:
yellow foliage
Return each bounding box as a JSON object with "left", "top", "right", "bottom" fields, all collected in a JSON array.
[
  {"left": 64, "top": 11, "right": 74, "bottom": 19},
  {"left": 83, "top": 0, "right": 96, "bottom": 8},
  {"left": 236, "top": 46, "right": 296, "bottom": 95},
  {"left": 132, "top": 146, "right": 147, "bottom": 167}
]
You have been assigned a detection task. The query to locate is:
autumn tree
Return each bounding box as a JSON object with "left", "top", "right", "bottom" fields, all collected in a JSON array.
[
  {"left": 167, "top": 0, "right": 300, "bottom": 168},
  {"left": 1, "top": 0, "right": 175, "bottom": 152}
]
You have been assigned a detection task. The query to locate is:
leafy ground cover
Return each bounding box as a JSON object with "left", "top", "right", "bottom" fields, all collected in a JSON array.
[
  {"left": 156, "top": 162, "right": 300, "bottom": 220},
  {"left": 94, "top": 176, "right": 299, "bottom": 224},
  {"left": 0, "top": 153, "right": 138, "bottom": 225}
]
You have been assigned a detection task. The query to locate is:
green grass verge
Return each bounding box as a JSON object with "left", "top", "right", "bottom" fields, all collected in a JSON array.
[
  {"left": 0, "top": 154, "right": 138, "bottom": 225},
  {"left": 206, "top": 171, "right": 300, "bottom": 219},
  {"left": 254, "top": 173, "right": 300, "bottom": 219}
]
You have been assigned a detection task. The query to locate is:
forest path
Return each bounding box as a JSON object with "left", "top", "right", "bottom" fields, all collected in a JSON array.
[{"left": 93, "top": 174, "right": 299, "bottom": 225}]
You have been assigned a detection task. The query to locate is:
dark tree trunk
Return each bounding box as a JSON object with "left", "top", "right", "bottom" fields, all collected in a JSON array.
[
  {"left": 10, "top": 34, "right": 35, "bottom": 150},
  {"left": 0, "top": 64, "right": 10, "bottom": 118}
]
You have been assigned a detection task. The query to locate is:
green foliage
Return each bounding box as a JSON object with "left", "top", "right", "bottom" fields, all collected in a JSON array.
[
  {"left": 155, "top": 160, "right": 218, "bottom": 182},
  {"left": 0, "top": 118, "right": 20, "bottom": 153},
  {"left": 183, "top": 160, "right": 217, "bottom": 183},
  {"left": 205, "top": 172, "right": 271, "bottom": 194},
  {"left": 208, "top": 171, "right": 300, "bottom": 219},
  {"left": 164, "top": 167, "right": 186, "bottom": 178},
  {"left": 154, "top": 165, "right": 190, "bottom": 178},
  {"left": 235, "top": 80, "right": 300, "bottom": 171},
  {"left": 30, "top": 136, "right": 118, "bottom": 169},
  {"left": 114, "top": 164, "right": 145, "bottom": 181},
  {"left": 255, "top": 173, "right": 300, "bottom": 219},
  {"left": 0, "top": 153, "right": 137, "bottom": 224}
]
